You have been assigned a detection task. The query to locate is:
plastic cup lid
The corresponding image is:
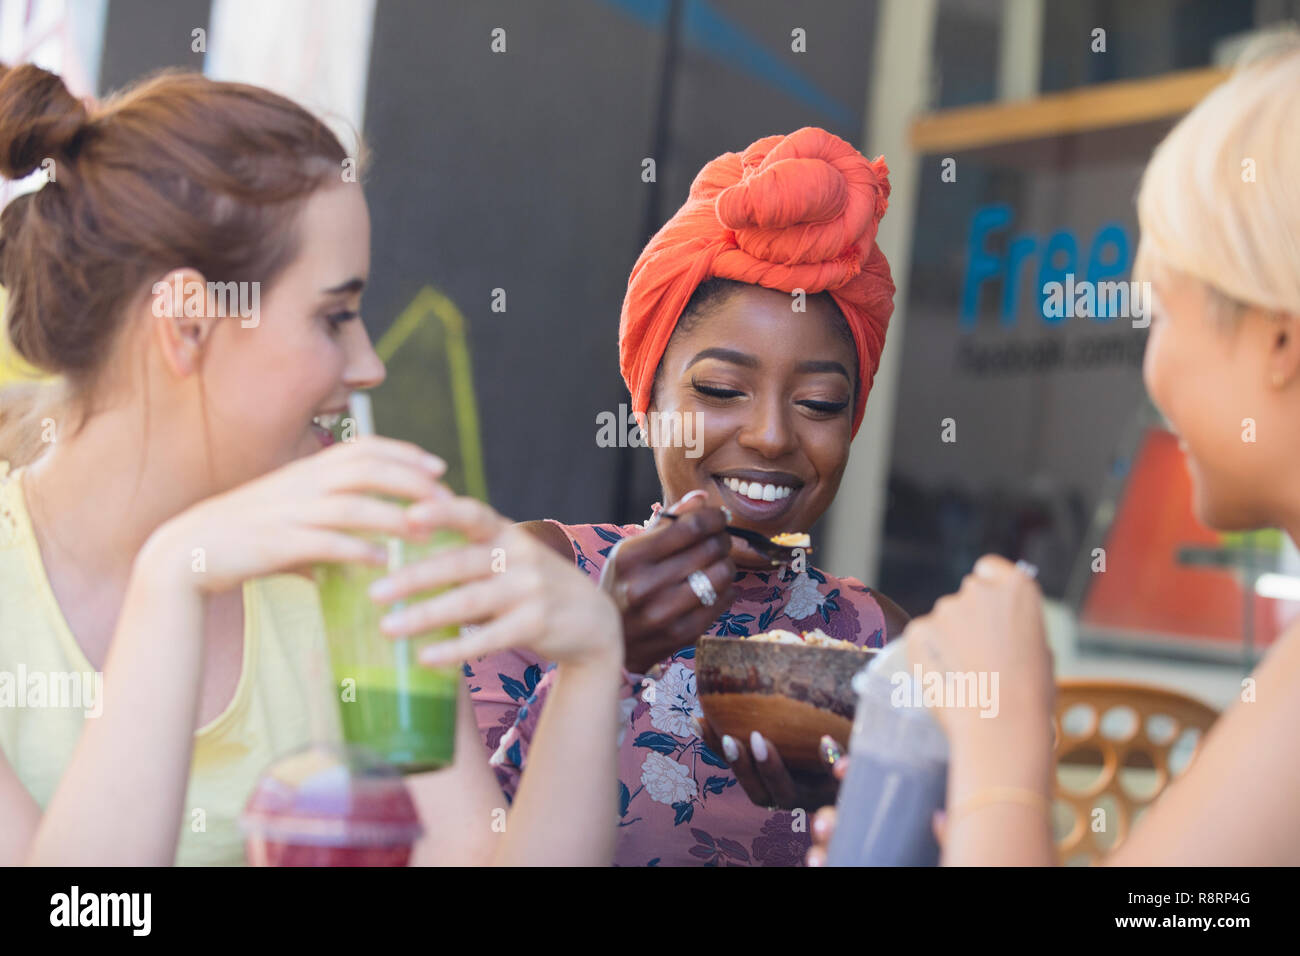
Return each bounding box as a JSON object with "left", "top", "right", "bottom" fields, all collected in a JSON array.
[{"left": 240, "top": 743, "right": 424, "bottom": 848}]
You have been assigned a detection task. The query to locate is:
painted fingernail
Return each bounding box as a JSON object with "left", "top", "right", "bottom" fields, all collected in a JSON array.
[
  {"left": 806, "top": 850, "right": 824, "bottom": 868},
  {"left": 749, "top": 730, "right": 769, "bottom": 763},
  {"left": 721, "top": 505, "right": 733, "bottom": 523},
  {"left": 721, "top": 734, "right": 740, "bottom": 763},
  {"left": 380, "top": 611, "right": 407, "bottom": 632},
  {"left": 368, "top": 577, "right": 396, "bottom": 601},
  {"left": 1014, "top": 559, "right": 1039, "bottom": 580},
  {"left": 819, "top": 735, "right": 842, "bottom": 767},
  {"left": 425, "top": 453, "right": 446, "bottom": 473}
]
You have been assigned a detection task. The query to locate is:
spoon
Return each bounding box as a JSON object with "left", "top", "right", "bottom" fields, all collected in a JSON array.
[{"left": 658, "top": 512, "right": 810, "bottom": 566}]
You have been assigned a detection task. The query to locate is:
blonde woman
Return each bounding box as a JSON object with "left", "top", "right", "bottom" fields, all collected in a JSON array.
[{"left": 809, "top": 33, "right": 1300, "bottom": 866}]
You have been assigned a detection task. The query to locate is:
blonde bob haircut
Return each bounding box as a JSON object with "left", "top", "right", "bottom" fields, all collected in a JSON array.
[{"left": 1135, "top": 28, "right": 1300, "bottom": 324}]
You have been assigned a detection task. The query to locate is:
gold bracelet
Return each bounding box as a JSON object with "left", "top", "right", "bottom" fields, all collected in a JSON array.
[{"left": 946, "top": 787, "right": 1052, "bottom": 827}]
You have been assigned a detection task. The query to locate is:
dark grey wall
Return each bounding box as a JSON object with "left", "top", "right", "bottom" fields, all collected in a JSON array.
[
  {"left": 98, "top": 0, "right": 210, "bottom": 93},
  {"left": 362, "top": 0, "right": 665, "bottom": 524}
]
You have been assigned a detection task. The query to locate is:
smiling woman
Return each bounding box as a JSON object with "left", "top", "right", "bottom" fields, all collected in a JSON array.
[
  {"left": 469, "top": 126, "right": 912, "bottom": 867},
  {"left": 649, "top": 279, "right": 859, "bottom": 535}
]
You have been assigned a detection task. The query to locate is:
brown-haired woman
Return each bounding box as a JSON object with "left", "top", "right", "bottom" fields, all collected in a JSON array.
[{"left": 0, "top": 63, "right": 623, "bottom": 866}]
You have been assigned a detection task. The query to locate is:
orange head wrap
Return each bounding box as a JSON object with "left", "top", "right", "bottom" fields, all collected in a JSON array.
[{"left": 618, "top": 126, "right": 895, "bottom": 437}]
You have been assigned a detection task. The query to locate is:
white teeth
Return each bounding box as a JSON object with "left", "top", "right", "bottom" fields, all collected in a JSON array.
[
  {"left": 313, "top": 413, "right": 342, "bottom": 430},
  {"left": 717, "top": 476, "right": 795, "bottom": 502},
  {"left": 722, "top": 477, "right": 796, "bottom": 502}
]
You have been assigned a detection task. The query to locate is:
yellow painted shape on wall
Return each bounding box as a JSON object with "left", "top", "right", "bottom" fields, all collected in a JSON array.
[{"left": 373, "top": 285, "right": 487, "bottom": 503}]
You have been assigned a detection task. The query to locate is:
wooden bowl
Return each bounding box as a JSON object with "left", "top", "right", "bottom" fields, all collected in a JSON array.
[{"left": 695, "top": 636, "right": 877, "bottom": 773}]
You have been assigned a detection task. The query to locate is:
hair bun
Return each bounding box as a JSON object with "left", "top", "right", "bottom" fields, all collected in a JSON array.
[{"left": 0, "top": 62, "right": 89, "bottom": 180}]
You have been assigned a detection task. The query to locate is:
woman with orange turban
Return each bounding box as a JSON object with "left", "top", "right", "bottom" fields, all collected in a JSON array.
[{"left": 466, "top": 127, "right": 909, "bottom": 865}]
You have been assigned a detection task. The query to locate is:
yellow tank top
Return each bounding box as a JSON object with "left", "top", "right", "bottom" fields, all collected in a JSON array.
[{"left": 0, "top": 460, "right": 335, "bottom": 865}]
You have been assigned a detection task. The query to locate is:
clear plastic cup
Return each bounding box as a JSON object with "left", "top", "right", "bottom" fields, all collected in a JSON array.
[
  {"left": 315, "top": 529, "right": 465, "bottom": 773},
  {"left": 826, "top": 640, "right": 949, "bottom": 867},
  {"left": 240, "top": 743, "right": 423, "bottom": 866}
]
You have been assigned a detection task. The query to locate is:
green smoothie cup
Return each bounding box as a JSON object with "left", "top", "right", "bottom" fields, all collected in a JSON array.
[{"left": 316, "top": 528, "right": 465, "bottom": 774}]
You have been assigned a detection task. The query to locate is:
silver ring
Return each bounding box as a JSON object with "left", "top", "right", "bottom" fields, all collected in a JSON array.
[{"left": 687, "top": 570, "right": 717, "bottom": 607}]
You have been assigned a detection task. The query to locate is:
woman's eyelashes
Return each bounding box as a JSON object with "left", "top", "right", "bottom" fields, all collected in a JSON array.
[
  {"left": 690, "top": 380, "right": 848, "bottom": 415},
  {"left": 797, "top": 398, "right": 849, "bottom": 415},
  {"left": 691, "top": 380, "right": 744, "bottom": 400},
  {"left": 324, "top": 309, "right": 361, "bottom": 333}
]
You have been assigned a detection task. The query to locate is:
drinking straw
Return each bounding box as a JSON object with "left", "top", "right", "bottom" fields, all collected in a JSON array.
[
  {"left": 348, "top": 391, "right": 401, "bottom": 569},
  {"left": 348, "top": 392, "right": 375, "bottom": 439}
]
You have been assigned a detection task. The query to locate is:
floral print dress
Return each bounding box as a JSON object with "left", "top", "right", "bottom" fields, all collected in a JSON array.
[{"left": 466, "top": 511, "right": 889, "bottom": 866}]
